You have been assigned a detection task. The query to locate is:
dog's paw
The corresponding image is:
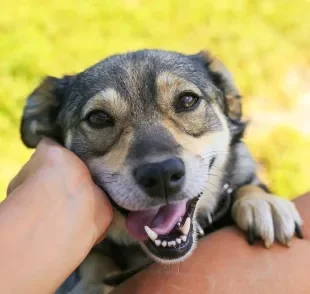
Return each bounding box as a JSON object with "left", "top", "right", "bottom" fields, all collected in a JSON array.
[{"left": 232, "top": 193, "right": 303, "bottom": 248}]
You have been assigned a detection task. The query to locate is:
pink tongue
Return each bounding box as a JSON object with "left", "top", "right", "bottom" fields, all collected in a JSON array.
[{"left": 126, "top": 201, "right": 187, "bottom": 241}]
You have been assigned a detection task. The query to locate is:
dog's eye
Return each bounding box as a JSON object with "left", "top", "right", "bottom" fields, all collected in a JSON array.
[
  {"left": 176, "top": 93, "right": 200, "bottom": 112},
  {"left": 86, "top": 110, "right": 113, "bottom": 128}
]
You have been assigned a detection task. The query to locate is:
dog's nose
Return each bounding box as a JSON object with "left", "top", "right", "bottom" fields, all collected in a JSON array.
[{"left": 134, "top": 157, "right": 185, "bottom": 198}]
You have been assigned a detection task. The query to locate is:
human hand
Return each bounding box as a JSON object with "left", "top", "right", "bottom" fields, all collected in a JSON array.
[{"left": 1, "top": 138, "right": 112, "bottom": 293}]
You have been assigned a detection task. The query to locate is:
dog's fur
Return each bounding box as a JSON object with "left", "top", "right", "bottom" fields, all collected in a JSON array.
[{"left": 20, "top": 49, "right": 302, "bottom": 294}]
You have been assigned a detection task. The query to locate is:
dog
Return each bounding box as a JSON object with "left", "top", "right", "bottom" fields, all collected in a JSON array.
[{"left": 20, "top": 49, "right": 303, "bottom": 293}]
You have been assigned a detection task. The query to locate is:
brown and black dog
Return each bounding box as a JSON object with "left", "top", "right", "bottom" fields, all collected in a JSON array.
[{"left": 20, "top": 49, "right": 303, "bottom": 294}]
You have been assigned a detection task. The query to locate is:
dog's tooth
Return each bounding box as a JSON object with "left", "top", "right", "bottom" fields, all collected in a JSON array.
[
  {"left": 144, "top": 226, "right": 158, "bottom": 241},
  {"left": 171, "top": 241, "right": 176, "bottom": 247},
  {"left": 162, "top": 241, "right": 167, "bottom": 247},
  {"left": 176, "top": 238, "right": 182, "bottom": 244},
  {"left": 168, "top": 241, "right": 173, "bottom": 247},
  {"left": 180, "top": 217, "right": 191, "bottom": 235},
  {"left": 155, "top": 239, "right": 161, "bottom": 247},
  {"left": 181, "top": 235, "right": 187, "bottom": 242}
]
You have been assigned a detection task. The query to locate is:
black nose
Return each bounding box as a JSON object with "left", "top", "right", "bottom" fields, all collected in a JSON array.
[{"left": 134, "top": 157, "right": 185, "bottom": 198}]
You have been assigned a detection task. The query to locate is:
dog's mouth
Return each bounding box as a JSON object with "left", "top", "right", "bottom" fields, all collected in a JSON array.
[{"left": 126, "top": 195, "right": 201, "bottom": 261}]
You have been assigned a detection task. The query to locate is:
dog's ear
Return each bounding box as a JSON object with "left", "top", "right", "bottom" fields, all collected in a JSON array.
[
  {"left": 21, "top": 75, "right": 71, "bottom": 148},
  {"left": 198, "top": 50, "right": 242, "bottom": 121}
]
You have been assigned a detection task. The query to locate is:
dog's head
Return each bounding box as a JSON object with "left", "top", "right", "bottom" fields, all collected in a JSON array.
[{"left": 20, "top": 50, "right": 243, "bottom": 263}]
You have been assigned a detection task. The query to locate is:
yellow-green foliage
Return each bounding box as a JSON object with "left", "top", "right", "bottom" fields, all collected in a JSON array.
[
  {"left": 246, "top": 127, "right": 310, "bottom": 199},
  {"left": 1, "top": 0, "right": 310, "bottom": 200}
]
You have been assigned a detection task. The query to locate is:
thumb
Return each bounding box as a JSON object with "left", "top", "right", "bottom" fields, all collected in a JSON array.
[{"left": 90, "top": 184, "right": 114, "bottom": 245}]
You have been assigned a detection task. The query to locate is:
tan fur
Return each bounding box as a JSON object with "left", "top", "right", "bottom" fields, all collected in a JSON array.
[
  {"left": 161, "top": 104, "right": 229, "bottom": 155},
  {"left": 226, "top": 93, "right": 242, "bottom": 120},
  {"left": 234, "top": 185, "right": 266, "bottom": 201},
  {"left": 88, "top": 127, "right": 133, "bottom": 171},
  {"left": 156, "top": 72, "right": 203, "bottom": 102},
  {"left": 162, "top": 104, "right": 231, "bottom": 217},
  {"left": 200, "top": 50, "right": 242, "bottom": 120},
  {"left": 106, "top": 208, "right": 136, "bottom": 245},
  {"left": 156, "top": 72, "right": 206, "bottom": 131},
  {"left": 82, "top": 88, "right": 128, "bottom": 119},
  {"left": 24, "top": 77, "right": 59, "bottom": 117},
  {"left": 69, "top": 252, "right": 119, "bottom": 294}
]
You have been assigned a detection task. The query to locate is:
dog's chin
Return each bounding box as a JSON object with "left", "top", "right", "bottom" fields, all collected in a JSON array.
[
  {"left": 105, "top": 187, "right": 202, "bottom": 263},
  {"left": 140, "top": 226, "right": 197, "bottom": 264},
  {"left": 138, "top": 196, "right": 200, "bottom": 264}
]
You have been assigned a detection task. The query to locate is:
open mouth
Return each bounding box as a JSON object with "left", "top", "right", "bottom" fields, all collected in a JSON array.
[{"left": 126, "top": 195, "right": 201, "bottom": 261}]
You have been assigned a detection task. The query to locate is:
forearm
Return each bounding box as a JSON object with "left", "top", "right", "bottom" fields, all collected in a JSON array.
[
  {"left": 112, "top": 192, "right": 310, "bottom": 294},
  {"left": 0, "top": 167, "right": 109, "bottom": 293}
]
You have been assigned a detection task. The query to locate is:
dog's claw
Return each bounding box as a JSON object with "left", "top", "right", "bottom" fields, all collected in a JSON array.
[
  {"left": 295, "top": 222, "right": 303, "bottom": 239},
  {"left": 207, "top": 213, "right": 212, "bottom": 225},
  {"left": 264, "top": 240, "right": 271, "bottom": 249},
  {"left": 247, "top": 227, "right": 255, "bottom": 245}
]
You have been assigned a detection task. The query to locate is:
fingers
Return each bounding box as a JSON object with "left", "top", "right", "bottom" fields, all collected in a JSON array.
[
  {"left": 7, "top": 138, "right": 79, "bottom": 195},
  {"left": 86, "top": 184, "right": 113, "bottom": 245}
]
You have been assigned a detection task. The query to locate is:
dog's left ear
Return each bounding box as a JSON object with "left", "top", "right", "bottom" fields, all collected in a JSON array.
[
  {"left": 20, "top": 75, "right": 71, "bottom": 148},
  {"left": 197, "top": 50, "right": 242, "bottom": 121}
]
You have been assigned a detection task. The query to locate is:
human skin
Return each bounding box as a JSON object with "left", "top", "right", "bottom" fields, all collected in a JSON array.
[
  {"left": 1, "top": 138, "right": 113, "bottom": 294},
  {"left": 112, "top": 192, "right": 310, "bottom": 294},
  {"left": 1, "top": 138, "right": 309, "bottom": 294}
]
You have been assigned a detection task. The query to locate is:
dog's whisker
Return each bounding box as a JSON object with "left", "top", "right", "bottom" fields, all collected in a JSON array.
[
  {"left": 207, "top": 173, "right": 224, "bottom": 179},
  {"left": 199, "top": 164, "right": 225, "bottom": 175},
  {"left": 204, "top": 181, "right": 221, "bottom": 191},
  {"left": 200, "top": 151, "right": 229, "bottom": 156}
]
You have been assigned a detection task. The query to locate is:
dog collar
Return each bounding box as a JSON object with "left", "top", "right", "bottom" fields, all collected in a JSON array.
[{"left": 197, "top": 182, "right": 235, "bottom": 236}]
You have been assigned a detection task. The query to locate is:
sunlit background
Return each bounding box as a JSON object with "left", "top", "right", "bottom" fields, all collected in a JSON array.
[{"left": 1, "top": 0, "right": 310, "bottom": 200}]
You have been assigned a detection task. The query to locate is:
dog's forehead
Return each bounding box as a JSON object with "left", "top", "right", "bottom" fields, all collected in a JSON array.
[{"left": 70, "top": 50, "right": 208, "bottom": 104}]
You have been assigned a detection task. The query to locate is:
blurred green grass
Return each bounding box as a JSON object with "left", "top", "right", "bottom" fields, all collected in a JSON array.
[{"left": 1, "top": 0, "right": 310, "bottom": 200}]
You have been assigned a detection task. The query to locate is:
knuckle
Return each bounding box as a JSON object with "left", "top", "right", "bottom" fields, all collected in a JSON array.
[{"left": 44, "top": 145, "right": 66, "bottom": 167}]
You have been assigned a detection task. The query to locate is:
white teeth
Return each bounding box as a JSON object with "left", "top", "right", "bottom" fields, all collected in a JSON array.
[
  {"left": 155, "top": 239, "right": 161, "bottom": 246},
  {"left": 144, "top": 226, "right": 158, "bottom": 241},
  {"left": 152, "top": 237, "right": 186, "bottom": 247},
  {"left": 148, "top": 218, "right": 190, "bottom": 247},
  {"left": 180, "top": 217, "right": 191, "bottom": 235},
  {"left": 181, "top": 235, "right": 187, "bottom": 242},
  {"left": 154, "top": 237, "right": 185, "bottom": 247}
]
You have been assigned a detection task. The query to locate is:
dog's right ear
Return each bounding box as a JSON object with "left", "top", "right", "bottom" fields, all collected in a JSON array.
[
  {"left": 197, "top": 50, "right": 242, "bottom": 121},
  {"left": 21, "top": 75, "right": 71, "bottom": 148}
]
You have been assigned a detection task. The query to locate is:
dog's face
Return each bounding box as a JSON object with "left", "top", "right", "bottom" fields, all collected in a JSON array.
[{"left": 21, "top": 50, "right": 242, "bottom": 263}]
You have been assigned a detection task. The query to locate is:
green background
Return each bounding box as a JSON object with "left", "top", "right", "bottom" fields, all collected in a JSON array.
[{"left": 1, "top": 0, "right": 310, "bottom": 200}]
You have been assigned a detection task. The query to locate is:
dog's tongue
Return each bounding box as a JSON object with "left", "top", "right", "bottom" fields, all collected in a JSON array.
[{"left": 126, "top": 201, "right": 187, "bottom": 241}]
